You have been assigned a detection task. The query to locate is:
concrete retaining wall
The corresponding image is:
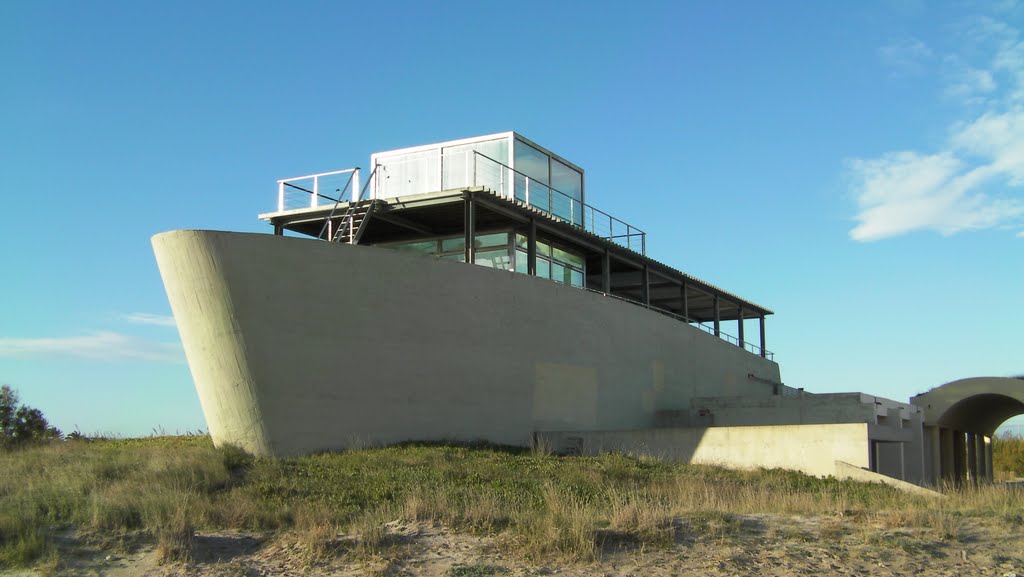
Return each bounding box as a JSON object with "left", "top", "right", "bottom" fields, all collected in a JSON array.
[
  {"left": 153, "top": 230, "right": 781, "bottom": 457},
  {"left": 538, "top": 423, "right": 871, "bottom": 478}
]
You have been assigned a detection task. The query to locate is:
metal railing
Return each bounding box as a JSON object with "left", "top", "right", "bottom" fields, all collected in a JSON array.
[
  {"left": 370, "top": 149, "right": 647, "bottom": 254},
  {"left": 583, "top": 287, "right": 773, "bottom": 360},
  {"left": 315, "top": 165, "right": 379, "bottom": 241},
  {"left": 277, "top": 168, "right": 360, "bottom": 212},
  {"left": 470, "top": 151, "right": 646, "bottom": 254}
]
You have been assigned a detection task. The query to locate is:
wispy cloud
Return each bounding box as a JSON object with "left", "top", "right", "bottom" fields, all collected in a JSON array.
[
  {"left": 849, "top": 16, "right": 1024, "bottom": 241},
  {"left": 878, "top": 37, "right": 933, "bottom": 77},
  {"left": 122, "top": 313, "right": 177, "bottom": 328},
  {"left": 0, "top": 331, "right": 184, "bottom": 363}
]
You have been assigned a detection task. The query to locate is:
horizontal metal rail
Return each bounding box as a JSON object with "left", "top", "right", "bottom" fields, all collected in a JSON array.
[
  {"left": 470, "top": 151, "right": 647, "bottom": 254},
  {"left": 277, "top": 168, "right": 360, "bottom": 212}
]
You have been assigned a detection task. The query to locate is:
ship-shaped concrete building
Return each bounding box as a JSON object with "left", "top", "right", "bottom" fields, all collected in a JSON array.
[{"left": 153, "top": 132, "right": 1021, "bottom": 488}]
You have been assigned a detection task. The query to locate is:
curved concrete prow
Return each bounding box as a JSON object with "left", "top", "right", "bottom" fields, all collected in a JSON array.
[{"left": 834, "top": 461, "right": 945, "bottom": 498}]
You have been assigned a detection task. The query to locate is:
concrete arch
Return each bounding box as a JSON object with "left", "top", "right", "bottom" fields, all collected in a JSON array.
[{"left": 911, "top": 377, "right": 1024, "bottom": 485}]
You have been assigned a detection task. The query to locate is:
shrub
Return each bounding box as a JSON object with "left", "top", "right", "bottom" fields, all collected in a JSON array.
[{"left": 0, "top": 385, "right": 61, "bottom": 448}]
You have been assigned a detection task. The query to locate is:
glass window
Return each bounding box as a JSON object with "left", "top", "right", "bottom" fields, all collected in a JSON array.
[
  {"left": 376, "top": 149, "right": 441, "bottom": 199},
  {"left": 550, "top": 158, "right": 582, "bottom": 202},
  {"left": 570, "top": 269, "right": 584, "bottom": 287},
  {"left": 536, "top": 257, "right": 550, "bottom": 279},
  {"left": 514, "top": 234, "right": 551, "bottom": 255},
  {"left": 552, "top": 246, "right": 585, "bottom": 269},
  {"left": 515, "top": 249, "right": 529, "bottom": 274},
  {"left": 390, "top": 240, "right": 437, "bottom": 254},
  {"left": 475, "top": 232, "right": 508, "bottom": 248},
  {"left": 440, "top": 253, "right": 465, "bottom": 263},
  {"left": 513, "top": 141, "right": 549, "bottom": 185},
  {"left": 552, "top": 262, "right": 577, "bottom": 285},
  {"left": 475, "top": 248, "right": 511, "bottom": 270},
  {"left": 441, "top": 236, "right": 465, "bottom": 253},
  {"left": 442, "top": 138, "right": 510, "bottom": 191}
]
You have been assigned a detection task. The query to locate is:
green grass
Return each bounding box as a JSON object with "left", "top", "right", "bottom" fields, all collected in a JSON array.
[{"left": 2, "top": 436, "right": 1022, "bottom": 569}]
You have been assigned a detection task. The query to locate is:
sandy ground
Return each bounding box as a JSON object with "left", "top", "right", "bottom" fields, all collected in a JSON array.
[{"left": 8, "top": 514, "right": 1024, "bottom": 577}]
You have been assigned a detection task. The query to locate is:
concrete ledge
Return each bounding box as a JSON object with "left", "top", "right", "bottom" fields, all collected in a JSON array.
[{"left": 834, "top": 461, "right": 944, "bottom": 498}]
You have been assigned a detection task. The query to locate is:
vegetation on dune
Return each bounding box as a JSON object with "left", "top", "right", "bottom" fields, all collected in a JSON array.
[
  {"left": 2, "top": 435, "right": 1023, "bottom": 570},
  {"left": 994, "top": 432, "right": 1024, "bottom": 479}
]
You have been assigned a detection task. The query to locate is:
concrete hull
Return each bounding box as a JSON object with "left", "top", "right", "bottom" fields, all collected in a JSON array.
[{"left": 153, "top": 230, "right": 782, "bottom": 457}]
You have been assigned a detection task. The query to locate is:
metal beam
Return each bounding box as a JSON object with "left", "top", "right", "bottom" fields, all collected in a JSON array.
[{"left": 372, "top": 210, "right": 434, "bottom": 236}]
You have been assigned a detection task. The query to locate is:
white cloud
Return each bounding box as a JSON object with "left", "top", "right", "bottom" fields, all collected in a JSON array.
[
  {"left": 945, "top": 66, "right": 996, "bottom": 101},
  {"left": 878, "top": 38, "right": 933, "bottom": 76},
  {"left": 0, "top": 331, "right": 184, "bottom": 363},
  {"left": 849, "top": 17, "right": 1024, "bottom": 241},
  {"left": 848, "top": 150, "right": 1023, "bottom": 241},
  {"left": 122, "top": 313, "right": 177, "bottom": 327}
]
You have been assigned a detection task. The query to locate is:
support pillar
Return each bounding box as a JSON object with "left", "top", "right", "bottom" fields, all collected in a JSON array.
[
  {"left": 464, "top": 193, "right": 476, "bottom": 264},
  {"left": 953, "top": 430, "right": 965, "bottom": 485},
  {"left": 985, "top": 437, "right": 994, "bottom": 482},
  {"left": 976, "top": 434, "right": 988, "bottom": 482},
  {"left": 274, "top": 225, "right": 283, "bottom": 236},
  {"left": 737, "top": 307, "right": 745, "bottom": 349},
  {"left": 940, "top": 427, "right": 955, "bottom": 484},
  {"left": 930, "top": 426, "right": 942, "bottom": 486},
  {"left": 713, "top": 294, "right": 720, "bottom": 337},
  {"left": 527, "top": 218, "right": 537, "bottom": 276},
  {"left": 759, "top": 316, "right": 766, "bottom": 358},
  {"left": 601, "top": 249, "right": 610, "bottom": 293},
  {"left": 681, "top": 283, "right": 689, "bottom": 321},
  {"left": 966, "top": 432, "right": 977, "bottom": 484},
  {"left": 641, "top": 265, "right": 650, "bottom": 307}
]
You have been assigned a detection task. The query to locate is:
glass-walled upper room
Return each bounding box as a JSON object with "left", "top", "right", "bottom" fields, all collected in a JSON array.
[{"left": 370, "top": 132, "right": 585, "bottom": 224}]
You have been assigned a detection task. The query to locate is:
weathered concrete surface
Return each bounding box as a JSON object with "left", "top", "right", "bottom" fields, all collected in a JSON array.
[
  {"left": 538, "top": 423, "right": 871, "bottom": 478},
  {"left": 912, "top": 377, "right": 1024, "bottom": 435},
  {"left": 834, "top": 461, "right": 945, "bottom": 498},
  {"left": 912, "top": 377, "right": 1023, "bottom": 485},
  {"left": 153, "top": 230, "right": 781, "bottom": 457}
]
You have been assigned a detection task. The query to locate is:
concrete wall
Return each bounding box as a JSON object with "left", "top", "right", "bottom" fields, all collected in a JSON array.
[
  {"left": 538, "top": 423, "right": 871, "bottom": 478},
  {"left": 153, "top": 230, "right": 781, "bottom": 457}
]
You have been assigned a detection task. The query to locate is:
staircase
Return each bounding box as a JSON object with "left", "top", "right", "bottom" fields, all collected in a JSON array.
[{"left": 320, "top": 200, "right": 378, "bottom": 244}]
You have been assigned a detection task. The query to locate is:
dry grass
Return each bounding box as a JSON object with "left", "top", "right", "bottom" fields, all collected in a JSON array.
[{"left": 2, "top": 436, "right": 1023, "bottom": 571}]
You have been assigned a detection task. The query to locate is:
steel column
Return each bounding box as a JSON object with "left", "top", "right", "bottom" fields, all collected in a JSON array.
[
  {"left": 737, "top": 307, "right": 745, "bottom": 349},
  {"left": 601, "top": 249, "right": 611, "bottom": 293},
  {"left": 527, "top": 217, "right": 537, "bottom": 276},
  {"left": 759, "top": 316, "right": 766, "bottom": 357},
  {"left": 966, "top": 432, "right": 977, "bottom": 484},
  {"left": 713, "top": 294, "right": 720, "bottom": 337},
  {"left": 641, "top": 265, "right": 650, "bottom": 307},
  {"left": 464, "top": 193, "right": 475, "bottom": 264},
  {"left": 681, "top": 282, "right": 689, "bottom": 321}
]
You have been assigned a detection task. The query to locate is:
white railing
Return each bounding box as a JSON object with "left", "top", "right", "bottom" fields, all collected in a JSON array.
[{"left": 276, "top": 168, "right": 360, "bottom": 212}]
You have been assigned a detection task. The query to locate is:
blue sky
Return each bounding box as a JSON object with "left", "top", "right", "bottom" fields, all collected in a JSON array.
[{"left": 1, "top": 1, "right": 1021, "bottom": 436}]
